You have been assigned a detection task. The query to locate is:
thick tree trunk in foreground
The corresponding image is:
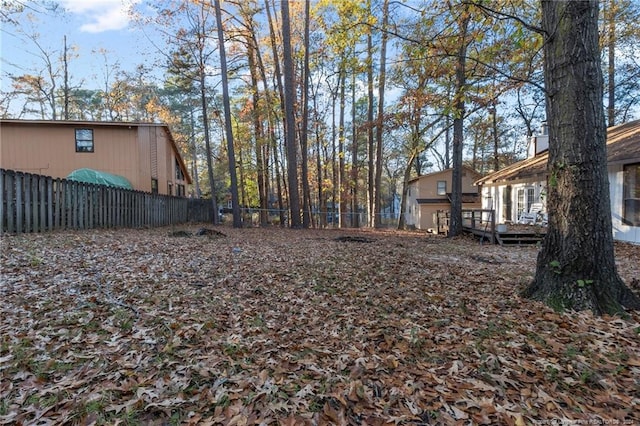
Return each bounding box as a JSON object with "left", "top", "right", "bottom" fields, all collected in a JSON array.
[{"left": 523, "top": 0, "right": 640, "bottom": 314}]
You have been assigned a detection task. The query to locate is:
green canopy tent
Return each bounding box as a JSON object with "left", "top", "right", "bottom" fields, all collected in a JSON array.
[{"left": 66, "top": 168, "right": 133, "bottom": 190}]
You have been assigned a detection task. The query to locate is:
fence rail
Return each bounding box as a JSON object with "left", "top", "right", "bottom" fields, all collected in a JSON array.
[{"left": 1, "top": 168, "right": 196, "bottom": 233}]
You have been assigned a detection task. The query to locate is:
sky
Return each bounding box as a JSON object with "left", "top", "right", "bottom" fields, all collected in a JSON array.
[{"left": 1, "top": 0, "right": 158, "bottom": 103}]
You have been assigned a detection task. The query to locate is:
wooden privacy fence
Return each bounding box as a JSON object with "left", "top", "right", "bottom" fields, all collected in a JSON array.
[{"left": 0, "top": 168, "right": 200, "bottom": 233}]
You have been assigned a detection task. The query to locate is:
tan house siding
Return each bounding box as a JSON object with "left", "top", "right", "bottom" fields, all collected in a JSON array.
[
  {"left": 0, "top": 120, "right": 190, "bottom": 196},
  {"left": 137, "top": 125, "right": 153, "bottom": 192},
  {"left": 406, "top": 166, "right": 482, "bottom": 231},
  {"left": 159, "top": 128, "right": 172, "bottom": 194}
]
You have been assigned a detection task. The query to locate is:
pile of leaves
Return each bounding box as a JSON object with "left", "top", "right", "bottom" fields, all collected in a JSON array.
[{"left": 1, "top": 226, "right": 639, "bottom": 425}]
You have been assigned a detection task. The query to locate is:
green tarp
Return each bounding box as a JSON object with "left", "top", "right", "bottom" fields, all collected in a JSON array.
[{"left": 66, "top": 168, "right": 133, "bottom": 190}]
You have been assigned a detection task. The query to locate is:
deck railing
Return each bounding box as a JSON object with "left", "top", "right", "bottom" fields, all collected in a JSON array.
[
  {"left": 462, "top": 209, "right": 496, "bottom": 244},
  {"left": 1, "top": 168, "right": 193, "bottom": 233},
  {"left": 436, "top": 209, "right": 496, "bottom": 243}
]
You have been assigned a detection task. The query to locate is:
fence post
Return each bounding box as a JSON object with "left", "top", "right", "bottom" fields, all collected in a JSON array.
[
  {"left": 32, "top": 175, "right": 39, "bottom": 232},
  {"left": 6, "top": 171, "right": 15, "bottom": 233},
  {"left": 24, "top": 173, "right": 32, "bottom": 233},
  {"left": 78, "top": 182, "right": 85, "bottom": 230},
  {"left": 54, "top": 179, "right": 61, "bottom": 230},
  {"left": 88, "top": 185, "right": 94, "bottom": 229},
  {"left": 72, "top": 180, "right": 79, "bottom": 230},
  {"left": 46, "top": 177, "right": 53, "bottom": 231},
  {"left": 59, "top": 179, "right": 67, "bottom": 230},
  {"left": 16, "top": 173, "right": 24, "bottom": 233}
]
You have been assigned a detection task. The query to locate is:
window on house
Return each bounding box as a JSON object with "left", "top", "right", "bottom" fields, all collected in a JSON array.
[
  {"left": 437, "top": 180, "right": 447, "bottom": 195},
  {"left": 526, "top": 187, "right": 535, "bottom": 212},
  {"left": 151, "top": 178, "right": 158, "bottom": 194},
  {"left": 75, "top": 129, "right": 94, "bottom": 152},
  {"left": 623, "top": 163, "right": 640, "bottom": 226},
  {"left": 517, "top": 188, "right": 525, "bottom": 217},
  {"left": 168, "top": 182, "right": 173, "bottom": 196},
  {"left": 177, "top": 184, "right": 185, "bottom": 197},
  {"left": 175, "top": 159, "right": 184, "bottom": 181}
]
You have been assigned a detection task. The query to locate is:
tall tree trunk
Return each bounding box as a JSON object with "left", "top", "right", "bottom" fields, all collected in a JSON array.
[
  {"left": 367, "top": 32, "right": 375, "bottom": 228},
  {"left": 338, "top": 68, "right": 347, "bottom": 228},
  {"left": 237, "top": 130, "right": 247, "bottom": 208},
  {"left": 373, "top": 0, "right": 389, "bottom": 228},
  {"left": 445, "top": 113, "right": 451, "bottom": 169},
  {"left": 281, "top": 0, "right": 301, "bottom": 228},
  {"left": 331, "top": 88, "right": 338, "bottom": 227},
  {"left": 199, "top": 74, "right": 218, "bottom": 223},
  {"left": 271, "top": 120, "right": 285, "bottom": 226},
  {"left": 351, "top": 72, "right": 359, "bottom": 228},
  {"left": 606, "top": 0, "right": 616, "bottom": 127},
  {"left": 264, "top": 0, "right": 285, "bottom": 118},
  {"left": 300, "top": 0, "right": 311, "bottom": 228},
  {"left": 448, "top": 10, "right": 469, "bottom": 238},
  {"left": 314, "top": 90, "right": 326, "bottom": 228},
  {"left": 214, "top": 0, "right": 241, "bottom": 227},
  {"left": 249, "top": 11, "right": 277, "bottom": 226},
  {"left": 189, "top": 107, "right": 202, "bottom": 198},
  {"left": 524, "top": 0, "right": 640, "bottom": 314},
  {"left": 265, "top": 0, "right": 286, "bottom": 226},
  {"left": 246, "top": 31, "right": 269, "bottom": 226}
]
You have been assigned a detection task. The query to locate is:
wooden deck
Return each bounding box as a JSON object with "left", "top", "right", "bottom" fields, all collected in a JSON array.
[
  {"left": 437, "top": 209, "right": 546, "bottom": 245},
  {"left": 464, "top": 226, "right": 546, "bottom": 245}
]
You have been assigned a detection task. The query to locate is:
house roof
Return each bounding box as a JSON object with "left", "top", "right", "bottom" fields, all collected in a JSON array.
[
  {"left": 476, "top": 119, "right": 640, "bottom": 185},
  {"left": 606, "top": 119, "right": 640, "bottom": 165},
  {"left": 0, "top": 119, "right": 192, "bottom": 185},
  {"left": 408, "top": 165, "right": 482, "bottom": 184},
  {"left": 1, "top": 119, "right": 168, "bottom": 128},
  {"left": 474, "top": 150, "right": 548, "bottom": 185}
]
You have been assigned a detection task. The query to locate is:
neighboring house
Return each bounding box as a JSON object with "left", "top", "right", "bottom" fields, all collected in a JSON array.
[
  {"left": 0, "top": 119, "right": 191, "bottom": 196},
  {"left": 405, "top": 166, "right": 482, "bottom": 232},
  {"left": 476, "top": 120, "right": 640, "bottom": 244}
]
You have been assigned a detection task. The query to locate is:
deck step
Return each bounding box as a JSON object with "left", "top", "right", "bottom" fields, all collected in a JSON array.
[{"left": 497, "top": 234, "right": 545, "bottom": 245}]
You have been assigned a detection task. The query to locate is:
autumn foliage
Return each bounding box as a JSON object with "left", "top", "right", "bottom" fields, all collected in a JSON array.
[{"left": 1, "top": 226, "right": 639, "bottom": 424}]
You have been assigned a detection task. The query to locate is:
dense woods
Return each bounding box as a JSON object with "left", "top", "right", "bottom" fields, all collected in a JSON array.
[{"left": 3, "top": 0, "right": 638, "bottom": 231}]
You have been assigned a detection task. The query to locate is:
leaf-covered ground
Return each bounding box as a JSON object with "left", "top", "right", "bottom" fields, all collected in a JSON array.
[{"left": 1, "top": 226, "right": 639, "bottom": 425}]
